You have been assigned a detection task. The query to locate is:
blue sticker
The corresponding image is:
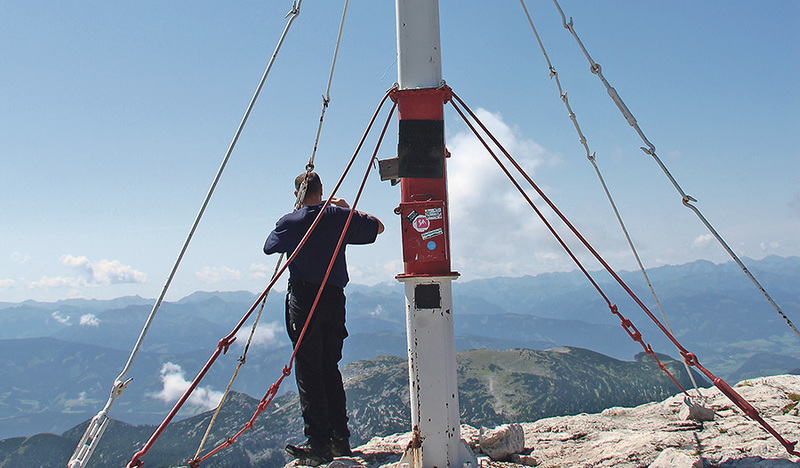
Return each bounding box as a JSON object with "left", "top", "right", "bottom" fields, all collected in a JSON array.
[{"left": 427, "top": 241, "right": 436, "bottom": 251}]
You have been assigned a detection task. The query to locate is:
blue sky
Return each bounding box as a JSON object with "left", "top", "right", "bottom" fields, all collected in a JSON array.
[{"left": 2, "top": 1, "right": 798, "bottom": 303}]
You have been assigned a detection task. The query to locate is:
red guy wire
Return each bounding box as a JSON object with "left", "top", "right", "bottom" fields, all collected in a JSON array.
[
  {"left": 128, "top": 87, "right": 396, "bottom": 468},
  {"left": 446, "top": 92, "right": 687, "bottom": 395},
  {"left": 448, "top": 88, "right": 797, "bottom": 458},
  {"left": 189, "top": 97, "right": 396, "bottom": 467}
]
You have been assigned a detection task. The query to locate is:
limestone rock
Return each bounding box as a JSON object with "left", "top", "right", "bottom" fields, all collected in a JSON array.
[
  {"left": 327, "top": 375, "right": 800, "bottom": 468},
  {"left": 515, "top": 375, "right": 800, "bottom": 467},
  {"left": 678, "top": 396, "right": 716, "bottom": 422},
  {"left": 649, "top": 448, "right": 702, "bottom": 467},
  {"left": 479, "top": 423, "right": 525, "bottom": 461}
]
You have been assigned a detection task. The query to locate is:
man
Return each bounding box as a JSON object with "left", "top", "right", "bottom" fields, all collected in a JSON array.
[{"left": 264, "top": 172, "right": 384, "bottom": 463}]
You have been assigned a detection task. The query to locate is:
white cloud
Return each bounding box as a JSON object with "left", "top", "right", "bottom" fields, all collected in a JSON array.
[
  {"left": 11, "top": 252, "right": 31, "bottom": 264},
  {"left": 0, "top": 279, "right": 15, "bottom": 289},
  {"left": 382, "top": 260, "right": 402, "bottom": 275},
  {"left": 692, "top": 234, "right": 714, "bottom": 249},
  {"left": 60, "top": 255, "right": 147, "bottom": 285},
  {"left": 79, "top": 313, "right": 100, "bottom": 327},
  {"left": 447, "top": 108, "right": 564, "bottom": 278},
  {"left": 760, "top": 241, "right": 780, "bottom": 251},
  {"left": 52, "top": 311, "right": 72, "bottom": 325},
  {"left": 148, "top": 362, "right": 223, "bottom": 411},
  {"left": 196, "top": 266, "right": 241, "bottom": 283},
  {"left": 31, "top": 276, "right": 78, "bottom": 289},
  {"left": 26, "top": 256, "right": 147, "bottom": 293},
  {"left": 249, "top": 262, "right": 278, "bottom": 281},
  {"left": 234, "top": 321, "right": 284, "bottom": 349}
]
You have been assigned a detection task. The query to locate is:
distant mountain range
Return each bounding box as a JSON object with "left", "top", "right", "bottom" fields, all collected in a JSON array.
[
  {"left": 0, "top": 347, "right": 704, "bottom": 468},
  {"left": 0, "top": 256, "right": 798, "bottom": 442}
]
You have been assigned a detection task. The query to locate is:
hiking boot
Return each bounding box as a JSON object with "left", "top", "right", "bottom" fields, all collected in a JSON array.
[
  {"left": 331, "top": 437, "right": 352, "bottom": 457},
  {"left": 285, "top": 440, "right": 333, "bottom": 465}
]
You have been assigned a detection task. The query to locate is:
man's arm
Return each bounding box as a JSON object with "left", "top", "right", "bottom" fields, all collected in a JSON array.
[
  {"left": 264, "top": 220, "right": 290, "bottom": 254},
  {"left": 263, "top": 230, "right": 283, "bottom": 254},
  {"left": 372, "top": 216, "right": 385, "bottom": 234},
  {"left": 330, "top": 197, "right": 384, "bottom": 234}
]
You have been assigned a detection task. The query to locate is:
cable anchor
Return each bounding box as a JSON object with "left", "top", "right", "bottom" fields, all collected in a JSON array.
[
  {"left": 285, "top": 1, "right": 300, "bottom": 19},
  {"left": 113, "top": 378, "right": 134, "bottom": 397}
]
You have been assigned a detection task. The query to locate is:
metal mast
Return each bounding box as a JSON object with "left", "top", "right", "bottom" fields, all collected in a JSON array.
[{"left": 391, "top": 0, "right": 476, "bottom": 466}]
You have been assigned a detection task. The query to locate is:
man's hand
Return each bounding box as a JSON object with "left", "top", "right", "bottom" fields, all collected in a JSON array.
[{"left": 329, "top": 197, "right": 383, "bottom": 233}]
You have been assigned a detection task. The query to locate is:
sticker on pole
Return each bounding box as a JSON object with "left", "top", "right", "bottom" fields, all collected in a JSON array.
[
  {"left": 421, "top": 227, "right": 443, "bottom": 240},
  {"left": 413, "top": 215, "right": 430, "bottom": 233},
  {"left": 424, "top": 207, "right": 443, "bottom": 220}
]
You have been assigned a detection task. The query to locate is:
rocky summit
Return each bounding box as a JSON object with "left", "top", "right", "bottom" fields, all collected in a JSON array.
[{"left": 287, "top": 375, "right": 800, "bottom": 468}]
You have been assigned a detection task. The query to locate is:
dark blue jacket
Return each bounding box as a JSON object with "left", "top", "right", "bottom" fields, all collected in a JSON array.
[{"left": 264, "top": 202, "right": 380, "bottom": 288}]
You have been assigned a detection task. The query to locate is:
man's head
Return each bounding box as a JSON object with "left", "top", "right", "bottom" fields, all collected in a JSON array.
[{"left": 295, "top": 172, "right": 322, "bottom": 204}]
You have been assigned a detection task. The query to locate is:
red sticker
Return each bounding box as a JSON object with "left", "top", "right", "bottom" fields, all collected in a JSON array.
[{"left": 413, "top": 215, "right": 430, "bottom": 232}]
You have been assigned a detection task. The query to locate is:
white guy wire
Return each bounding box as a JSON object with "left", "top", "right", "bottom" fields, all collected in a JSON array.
[{"left": 67, "top": 2, "right": 304, "bottom": 467}]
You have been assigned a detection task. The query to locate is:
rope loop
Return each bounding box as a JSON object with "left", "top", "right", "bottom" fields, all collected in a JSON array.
[
  {"left": 440, "top": 82, "right": 454, "bottom": 104},
  {"left": 643, "top": 344, "right": 660, "bottom": 364},
  {"left": 285, "top": 1, "right": 300, "bottom": 18},
  {"left": 113, "top": 378, "right": 133, "bottom": 397},
  {"left": 218, "top": 336, "right": 236, "bottom": 355},
  {"left": 305, "top": 163, "right": 315, "bottom": 172},
  {"left": 682, "top": 352, "right": 698, "bottom": 367},
  {"left": 257, "top": 401, "right": 269, "bottom": 414}
]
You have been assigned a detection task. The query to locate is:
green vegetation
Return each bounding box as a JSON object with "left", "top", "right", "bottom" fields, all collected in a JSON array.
[
  {"left": 782, "top": 393, "right": 799, "bottom": 415},
  {"left": 455, "top": 347, "right": 705, "bottom": 428},
  {"left": 781, "top": 402, "right": 797, "bottom": 415}
]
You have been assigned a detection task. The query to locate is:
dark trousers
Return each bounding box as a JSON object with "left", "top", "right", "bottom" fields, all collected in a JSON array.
[{"left": 286, "top": 279, "right": 350, "bottom": 446}]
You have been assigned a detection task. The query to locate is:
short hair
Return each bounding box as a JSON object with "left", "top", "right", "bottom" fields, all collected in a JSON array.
[{"left": 295, "top": 172, "right": 321, "bottom": 194}]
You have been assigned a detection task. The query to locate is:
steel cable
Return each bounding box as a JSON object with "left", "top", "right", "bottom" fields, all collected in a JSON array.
[
  {"left": 188, "top": 92, "right": 396, "bottom": 468},
  {"left": 550, "top": 0, "right": 800, "bottom": 342},
  {"left": 190, "top": 0, "right": 353, "bottom": 459},
  {"left": 128, "top": 86, "right": 396, "bottom": 467},
  {"left": 448, "top": 88, "right": 798, "bottom": 458},
  {"left": 68, "top": 3, "right": 305, "bottom": 467},
  {"left": 518, "top": 0, "right": 704, "bottom": 400}
]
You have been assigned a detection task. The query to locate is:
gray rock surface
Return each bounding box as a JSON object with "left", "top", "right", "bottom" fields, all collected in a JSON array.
[
  {"left": 480, "top": 423, "right": 525, "bottom": 461},
  {"left": 288, "top": 375, "right": 799, "bottom": 468}
]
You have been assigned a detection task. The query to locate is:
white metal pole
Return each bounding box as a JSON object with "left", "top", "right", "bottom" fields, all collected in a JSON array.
[
  {"left": 399, "top": 277, "right": 475, "bottom": 468},
  {"left": 395, "top": 1, "right": 476, "bottom": 466},
  {"left": 396, "top": 0, "right": 442, "bottom": 90}
]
